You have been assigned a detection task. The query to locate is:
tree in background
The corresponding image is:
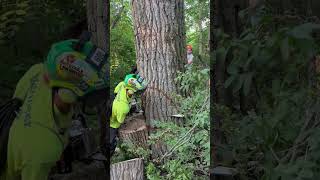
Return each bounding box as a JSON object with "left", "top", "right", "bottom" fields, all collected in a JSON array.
[
  {"left": 86, "top": 0, "right": 110, "bottom": 171},
  {"left": 211, "top": 0, "right": 248, "bottom": 171},
  {"left": 0, "top": 0, "right": 87, "bottom": 101},
  {"left": 131, "top": 0, "right": 186, "bottom": 157},
  {"left": 110, "top": 0, "right": 136, "bottom": 89},
  {"left": 87, "top": 0, "right": 109, "bottom": 51},
  {"left": 212, "top": 0, "right": 320, "bottom": 179}
]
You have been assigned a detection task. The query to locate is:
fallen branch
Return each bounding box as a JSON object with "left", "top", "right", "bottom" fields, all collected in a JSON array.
[
  {"left": 280, "top": 101, "right": 317, "bottom": 163},
  {"left": 159, "top": 96, "right": 209, "bottom": 162},
  {"left": 160, "top": 131, "right": 193, "bottom": 161},
  {"left": 269, "top": 145, "right": 280, "bottom": 164}
]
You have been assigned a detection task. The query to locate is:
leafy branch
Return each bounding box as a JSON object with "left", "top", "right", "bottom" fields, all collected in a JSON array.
[{"left": 159, "top": 95, "right": 209, "bottom": 162}]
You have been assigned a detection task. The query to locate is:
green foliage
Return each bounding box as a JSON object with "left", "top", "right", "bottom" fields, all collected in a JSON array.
[
  {"left": 214, "top": 6, "right": 320, "bottom": 179},
  {"left": 0, "top": 0, "right": 86, "bottom": 102},
  {"left": 147, "top": 66, "right": 210, "bottom": 179},
  {"left": 111, "top": 141, "right": 151, "bottom": 164},
  {"left": 108, "top": 0, "right": 210, "bottom": 179},
  {"left": 146, "top": 162, "right": 162, "bottom": 180},
  {"left": 112, "top": 66, "right": 209, "bottom": 179},
  {"left": 162, "top": 159, "right": 193, "bottom": 180},
  {"left": 176, "top": 65, "right": 209, "bottom": 94},
  {"left": 185, "top": 0, "right": 210, "bottom": 67},
  {"left": 0, "top": 0, "right": 30, "bottom": 42},
  {"left": 110, "top": 0, "right": 136, "bottom": 89}
]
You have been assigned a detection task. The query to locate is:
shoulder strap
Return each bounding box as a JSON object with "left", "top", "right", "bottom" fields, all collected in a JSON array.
[{"left": 0, "top": 98, "right": 22, "bottom": 172}]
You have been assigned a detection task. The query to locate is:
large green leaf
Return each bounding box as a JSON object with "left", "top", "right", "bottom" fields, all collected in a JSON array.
[
  {"left": 289, "top": 23, "right": 320, "bottom": 40},
  {"left": 17, "top": 1, "right": 30, "bottom": 8},
  {"left": 271, "top": 79, "right": 281, "bottom": 97},
  {"left": 280, "top": 37, "right": 289, "bottom": 61},
  {"left": 243, "top": 72, "right": 254, "bottom": 96},
  {"left": 242, "top": 33, "right": 255, "bottom": 41},
  {"left": 224, "top": 75, "right": 236, "bottom": 88},
  {"left": 215, "top": 46, "right": 229, "bottom": 63},
  {"left": 244, "top": 57, "right": 254, "bottom": 70},
  {"left": 233, "top": 74, "right": 245, "bottom": 93},
  {"left": 1, "top": 11, "right": 15, "bottom": 18},
  {"left": 15, "top": 18, "right": 25, "bottom": 23},
  {"left": 227, "top": 64, "right": 239, "bottom": 75},
  {"left": 16, "top": 10, "right": 27, "bottom": 15},
  {"left": 299, "top": 168, "right": 314, "bottom": 179}
]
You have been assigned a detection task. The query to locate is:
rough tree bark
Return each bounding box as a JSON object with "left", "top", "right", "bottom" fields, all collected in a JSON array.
[
  {"left": 87, "top": 0, "right": 110, "bottom": 148},
  {"left": 119, "top": 114, "right": 149, "bottom": 149},
  {"left": 197, "top": 3, "right": 204, "bottom": 57},
  {"left": 131, "top": 0, "right": 186, "bottom": 157},
  {"left": 87, "top": 0, "right": 109, "bottom": 52},
  {"left": 86, "top": 0, "right": 110, "bottom": 176},
  {"left": 110, "top": 158, "right": 144, "bottom": 180}
]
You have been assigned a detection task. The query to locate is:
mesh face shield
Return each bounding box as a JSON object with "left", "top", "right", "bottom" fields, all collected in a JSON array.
[{"left": 124, "top": 74, "right": 148, "bottom": 93}]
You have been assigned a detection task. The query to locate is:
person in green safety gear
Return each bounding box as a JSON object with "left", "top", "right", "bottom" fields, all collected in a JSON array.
[
  {"left": 109, "top": 73, "right": 147, "bottom": 156},
  {"left": 0, "top": 37, "right": 108, "bottom": 180}
]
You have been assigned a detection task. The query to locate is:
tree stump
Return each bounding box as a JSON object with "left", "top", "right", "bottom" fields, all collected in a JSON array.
[
  {"left": 110, "top": 158, "right": 144, "bottom": 180},
  {"left": 119, "top": 113, "right": 149, "bottom": 149}
]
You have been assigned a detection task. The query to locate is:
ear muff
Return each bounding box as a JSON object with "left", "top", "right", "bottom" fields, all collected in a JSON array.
[
  {"left": 57, "top": 88, "right": 78, "bottom": 104},
  {"left": 127, "top": 89, "right": 134, "bottom": 95},
  {"left": 126, "top": 89, "right": 134, "bottom": 99}
]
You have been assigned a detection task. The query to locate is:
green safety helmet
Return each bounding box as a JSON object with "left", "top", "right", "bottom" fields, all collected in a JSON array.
[
  {"left": 45, "top": 38, "right": 108, "bottom": 104},
  {"left": 124, "top": 74, "right": 147, "bottom": 92}
]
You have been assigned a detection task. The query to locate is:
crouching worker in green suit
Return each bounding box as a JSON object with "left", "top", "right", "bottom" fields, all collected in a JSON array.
[
  {"left": 109, "top": 73, "right": 147, "bottom": 156},
  {"left": 0, "top": 35, "right": 108, "bottom": 180}
]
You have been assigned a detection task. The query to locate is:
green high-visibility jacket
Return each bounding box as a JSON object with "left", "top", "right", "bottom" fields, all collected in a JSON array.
[
  {"left": 110, "top": 82, "right": 131, "bottom": 129},
  {"left": 0, "top": 63, "right": 72, "bottom": 180}
]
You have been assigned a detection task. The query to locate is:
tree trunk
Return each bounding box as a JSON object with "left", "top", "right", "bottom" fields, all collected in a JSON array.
[
  {"left": 86, "top": 0, "right": 110, "bottom": 175},
  {"left": 119, "top": 126, "right": 149, "bottom": 149},
  {"left": 211, "top": 0, "right": 249, "bottom": 170},
  {"left": 86, "top": 0, "right": 110, "bottom": 138},
  {"left": 87, "top": 0, "right": 109, "bottom": 52},
  {"left": 197, "top": 6, "right": 204, "bottom": 57},
  {"left": 110, "top": 158, "right": 144, "bottom": 180},
  {"left": 119, "top": 114, "right": 149, "bottom": 149},
  {"left": 131, "top": 0, "right": 185, "bottom": 157},
  {"left": 213, "top": 0, "right": 248, "bottom": 108},
  {"left": 131, "top": 0, "right": 185, "bottom": 121}
]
